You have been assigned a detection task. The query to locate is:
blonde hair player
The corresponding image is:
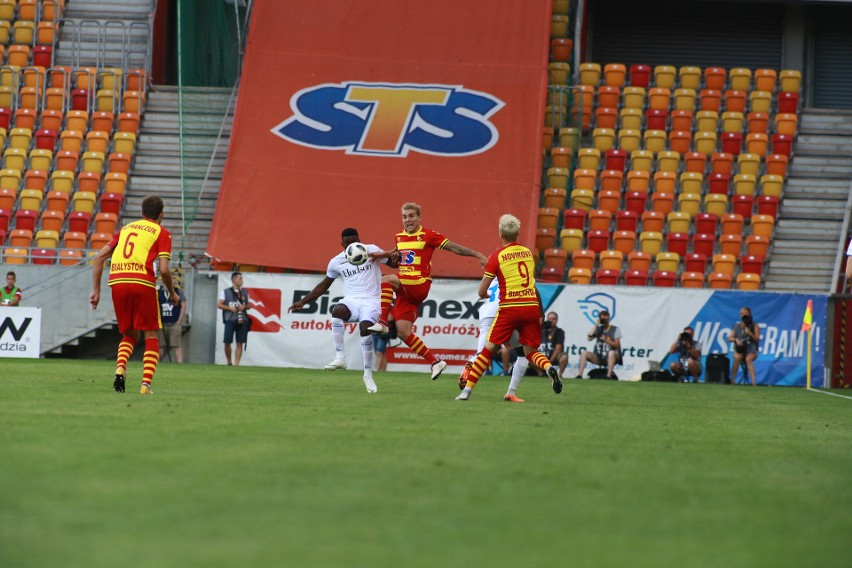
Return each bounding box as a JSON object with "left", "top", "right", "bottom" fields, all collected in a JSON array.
[{"left": 457, "top": 214, "right": 562, "bottom": 401}]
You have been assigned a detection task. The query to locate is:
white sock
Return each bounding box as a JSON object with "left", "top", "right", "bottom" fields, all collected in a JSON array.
[
  {"left": 508, "top": 356, "right": 528, "bottom": 396},
  {"left": 360, "top": 335, "right": 374, "bottom": 373},
  {"left": 331, "top": 318, "right": 345, "bottom": 359}
]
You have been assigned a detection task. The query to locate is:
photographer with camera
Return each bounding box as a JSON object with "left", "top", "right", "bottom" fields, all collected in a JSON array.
[
  {"left": 574, "top": 309, "right": 622, "bottom": 380},
  {"left": 217, "top": 271, "right": 250, "bottom": 367},
  {"left": 668, "top": 326, "right": 702, "bottom": 383},
  {"left": 727, "top": 306, "right": 760, "bottom": 386}
]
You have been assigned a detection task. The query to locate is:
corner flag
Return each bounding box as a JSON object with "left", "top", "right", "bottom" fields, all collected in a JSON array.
[{"left": 801, "top": 299, "right": 813, "bottom": 332}]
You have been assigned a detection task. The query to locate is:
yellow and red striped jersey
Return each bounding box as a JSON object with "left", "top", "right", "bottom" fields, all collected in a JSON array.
[
  {"left": 107, "top": 218, "right": 172, "bottom": 288},
  {"left": 483, "top": 242, "right": 538, "bottom": 308},
  {"left": 395, "top": 226, "right": 448, "bottom": 285}
]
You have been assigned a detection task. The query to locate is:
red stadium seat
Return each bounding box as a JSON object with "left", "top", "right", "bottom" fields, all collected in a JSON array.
[
  {"left": 538, "top": 266, "right": 564, "bottom": 283},
  {"left": 653, "top": 270, "right": 676, "bottom": 287},
  {"left": 684, "top": 253, "right": 708, "bottom": 273},
  {"left": 562, "top": 208, "right": 586, "bottom": 230},
  {"left": 732, "top": 194, "right": 754, "bottom": 220},
  {"left": 629, "top": 64, "right": 651, "bottom": 88},
  {"left": 604, "top": 148, "right": 628, "bottom": 171},
  {"left": 624, "top": 191, "right": 647, "bottom": 214},
  {"left": 595, "top": 268, "right": 619, "bottom": 285},
  {"left": 14, "top": 209, "right": 38, "bottom": 232},
  {"left": 694, "top": 213, "right": 718, "bottom": 235},
  {"left": 777, "top": 92, "right": 799, "bottom": 114},
  {"left": 99, "top": 193, "right": 123, "bottom": 216},
  {"left": 692, "top": 233, "right": 715, "bottom": 257},
  {"left": 757, "top": 195, "right": 780, "bottom": 218},
  {"left": 645, "top": 108, "right": 667, "bottom": 131},
  {"left": 587, "top": 229, "right": 610, "bottom": 254},
  {"left": 67, "top": 211, "right": 92, "bottom": 233},
  {"left": 707, "top": 172, "right": 730, "bottom": 195},
  {"left": 666, "top": 232, "right": 689, "bottom": 256},
  {"left": 721, "top": 132, "right": 742, "bottom": 155},
  {"left": 615, "top": 210, "right": 639, "bottom": 232},
  {"left": 740, "top": 255, "right": 764, "bottom": 275},
  {"left": 771, "top": 134, "right": 793, "bottom": 157},
  {"left": 32, "top": 248, "right": 56, "bottom": 265},
  {"left": 624, "top": 269, "right": 648, "bottom": 286}
]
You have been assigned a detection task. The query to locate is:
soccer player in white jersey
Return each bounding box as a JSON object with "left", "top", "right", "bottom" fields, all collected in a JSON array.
[
  {"left": 288, "top": 228, "right": 398, "bottom": 393},
  {"left": 458, "top": 278, "right": 530, "bottom": 402}
]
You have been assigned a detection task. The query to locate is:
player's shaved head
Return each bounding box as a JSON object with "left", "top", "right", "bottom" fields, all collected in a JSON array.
[
  {"left": 341, "top": 228, "right": 359, "bottom": 239},
  {"left": 142, "top": 196, "right": 164, "bottom": 220},
  {"left": 499, "top": 214, "right": 520, "bottom": 241}
]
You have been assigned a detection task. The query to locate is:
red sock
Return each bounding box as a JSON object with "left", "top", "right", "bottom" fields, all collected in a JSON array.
[
  {"left": 465, "top": 349, "right": 493, "bottom": 388},
  {"left": 142, "top": 337, "right": 159, "bottom": 385},
  {"left": 115, "top": 335, "right": 135, "bottom": 375},
  {"left": 402, "top": 332, "right": 438, "bottom": 365},
  {"left": 378, "top": 282, "right": 393, "bottom": 323}
]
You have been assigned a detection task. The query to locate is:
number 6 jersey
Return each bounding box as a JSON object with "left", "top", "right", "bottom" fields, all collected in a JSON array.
[{"left": 107, "top": 218, "right": 172, "bottom": 288}]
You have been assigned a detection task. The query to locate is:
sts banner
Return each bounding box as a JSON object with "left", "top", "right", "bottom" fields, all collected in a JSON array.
[
  {"left": 217, "top": 274, "right": 826, "bottom": 387},
  {"left": 0, "top": 307, "right": 42, "bottom": 358}
]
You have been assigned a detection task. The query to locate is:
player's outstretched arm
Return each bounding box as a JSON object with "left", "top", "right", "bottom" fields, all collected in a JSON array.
[
  {"left": 89, "top": 245, "right": 113, "bottom": 309},
  {"left": 288, "top": 276, "right": 335, "bottom": 312},
  {"left": 443, "top": 241, "right": 488, "bottom": 266}
]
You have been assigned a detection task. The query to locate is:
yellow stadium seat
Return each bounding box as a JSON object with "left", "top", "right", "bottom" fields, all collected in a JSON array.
[
  {"left": 35, "top": 229, "right": 59, "bottom": 249},
  {"left": 749, "top": 90, "right": 772, "bottom": 113},
  {"left": 630, "top": 150, "right": 653, "bottom": 173},
  {"left": 656, "top": 150, "right": 680, "bottom": 173},
  {"left": 3, "top": 148, "right": 26, "bottom": 171},
  {"left": 570, "top": 188, "right": 594, "bottom": 211},
  {"left": 679, "top": 66, "right": 702, "bottom": 90},
  {"left": 680, "top": 172, "right": 703, "bottom": 194},
  {"left": 577, "top": 147, "right": 601, "bottom": 170},
  {"left": 737, "top": 153, "right": 761, "bottom": 176},
  {"left": 50, "top": 170, "right": 75, "bottom": 193},
  {"left": 733, "top": 173, "right": 757, "bottom": 196},
  {"left": 622, "top": 86, "right": 646, "bottom": 110},
  {"left": 704, "top": 193, "right": 728, "bottom": 217},
  {"left": 619, "top": 107, "right": 642, "bottom": 130},
  {"left": 568, "top": 267, "right": 592, "bottom": 285},
  {"left": 0, "top": 168, "right": 21, "bottom": 190},
  {"left": 667, "top": 211, "right": 691, "bottom": 234},
  {"left": 18, "top": 188, "right": 42, "bottom": 211},
  {"left": 779, "top": 70, "right": 801, "bottom": 93},
  {"left": 678, "top": 193, "right": 701, "bottom": 216},
  {"left": 654, "top": 65, "right": 677, "bottom": 89},
  {"left": 721, "top": 111, "right": 744, "bottom": 133},
  {"left": 639, "top": 231, "right": 663, "bottom": 255},
  {"left": 674, "top": 88, "right": 696, "bottom": 111},
  {"left": 643, "top": 130, "right": 666, "bottom": 154},
  {"left": 759, "top": 174, "right": 784, "bottom": 198},
  {"left": 729, "top": 68, "right": 752, "bottom": 91},
  {"left": 71, "top": 191, "right": 97, "bottom": 214},
  {"left": 618, "top": 129, "right": 641, "bottom": 152},
  {"left": 656, "top": 251, "right": 680, "bottom": 272},
  {"left": 579, "top": 63, "right": 601, "bottom": 86},
  {"left": 696, "top": 110, "right": 718, "bottom": 133},
  {"left": 559, "top": 228, "right": 584, "bottom": 252},
  {"left": 593, "top": 128, "right": 615, "bottom": 151}
]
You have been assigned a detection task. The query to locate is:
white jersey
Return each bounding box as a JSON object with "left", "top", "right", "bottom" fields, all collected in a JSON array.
[
  {"left": 327, "top": 243, "right": 385, "bottom": 299},
  {"left": 480, "top": 278, "right": 500, "bottom": 320}
]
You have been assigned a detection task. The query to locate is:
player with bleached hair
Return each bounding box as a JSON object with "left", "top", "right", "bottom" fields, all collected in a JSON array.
[
  {"left": 288, "top": 227, "right": 398, "bottom": 393},
  {"left": 458, "top": 276, "right": 531, "bottom": 402},
  {"left": 457, "top": 214, "right": 562, "bottom": 400}
]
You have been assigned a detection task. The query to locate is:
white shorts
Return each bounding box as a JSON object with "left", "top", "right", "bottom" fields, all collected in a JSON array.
[{"left": 337, "top": 297, "right": 380, "bottom": 324}]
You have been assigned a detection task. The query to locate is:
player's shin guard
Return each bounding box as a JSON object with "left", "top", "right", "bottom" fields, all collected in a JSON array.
[
  {"left": 115, "top": 335, "right": 135, "bottom": 375},
  {"left": 402, "top": 332, "right": 437, "bottom": 365},
  {"left": 360, "top": 335, "right": 375, "bottom": 371},
  {"left": 464, "top": 350, "right": 493, "bottom": 389},
  {"left": 528, "top": 351, "right": 551, "bottom": 371},
  {"left": 331, "top": 318, "right": 345, "bottom": 359},
  {"left": 378, "top": 282, "right": 394, "bottom": 323},
  {"left": 142, "top": 337, "right": 159, "bottom": 385}
]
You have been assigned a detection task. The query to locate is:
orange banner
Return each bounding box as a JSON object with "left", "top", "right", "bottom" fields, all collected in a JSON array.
[{"left": 208, "top": 0, "right": 551, "bottom": 277}]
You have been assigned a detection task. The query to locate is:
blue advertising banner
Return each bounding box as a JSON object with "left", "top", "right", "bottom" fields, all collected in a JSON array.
[{"left": 540, "top": 285, "right": 826, "bottom": 387}]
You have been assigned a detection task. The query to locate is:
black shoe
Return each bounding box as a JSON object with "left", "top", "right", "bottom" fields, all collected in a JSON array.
[
  {"left": 113, "top": 374, "right": 125, "bottom": 393},
  {"left": 547, "top": 366, "right": 563, "bottom": 394}
]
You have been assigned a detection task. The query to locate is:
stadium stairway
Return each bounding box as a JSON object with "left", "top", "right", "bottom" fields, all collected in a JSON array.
[
  {"left": 127, "top": 85, "right": 233, "bottom": 263},
  {"left": 55, "top": 0, "right": 153, "bottom": 69},
  {"left": 765, "top": 109, "right": 852, "bottom": 293}
]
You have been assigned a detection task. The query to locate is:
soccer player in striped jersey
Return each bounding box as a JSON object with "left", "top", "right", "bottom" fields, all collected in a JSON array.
[
  {"left": 456, "top": 214, "right": 562, "bottom": 401},
  {"left": 458, "top": 277, "right": 531, "bottom": 402},
  {"left": 90, "top": 196, "right": 179, "bottom": 395},
  {"left": 288, "top": 228, "right": 398, "bottom": 393},
  {"left": 368, "top": 202, "right": 487, "bottom": 380}
]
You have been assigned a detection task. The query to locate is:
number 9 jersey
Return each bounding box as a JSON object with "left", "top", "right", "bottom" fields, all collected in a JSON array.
[
  {"left": 483, "top": 242, "right": 538, "bottom": 309},
  {"left": 107, "top": 219, "right": 173, "bottom": 289}
]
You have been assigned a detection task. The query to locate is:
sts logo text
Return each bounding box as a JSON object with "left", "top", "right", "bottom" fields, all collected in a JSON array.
[{"left": 272, "top": 82, "right": 504, "bottom": 157}]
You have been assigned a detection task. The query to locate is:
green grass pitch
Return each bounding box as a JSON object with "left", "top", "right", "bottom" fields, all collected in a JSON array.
[{"left": 1, "top": 359, "right": 851, "bottom": 568}]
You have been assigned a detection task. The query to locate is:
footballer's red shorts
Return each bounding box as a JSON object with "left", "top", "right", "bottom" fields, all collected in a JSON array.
[
  {"left": 110, "top": 283, "right": 162, "bottom": 333},
  {"left": 487, "top": 305, "right": 541, "bottom": 347},
  {"left": 391, "top": 281, "right": 431, "bottom": 323}
]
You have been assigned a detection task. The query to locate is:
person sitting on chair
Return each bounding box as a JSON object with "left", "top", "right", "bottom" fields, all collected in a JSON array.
[
  {"left": 575, "top": 309, "right": 622, "bottom": 380},
  {"left": 668, "top": 326, "right": 702, "bottom": 383}
]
